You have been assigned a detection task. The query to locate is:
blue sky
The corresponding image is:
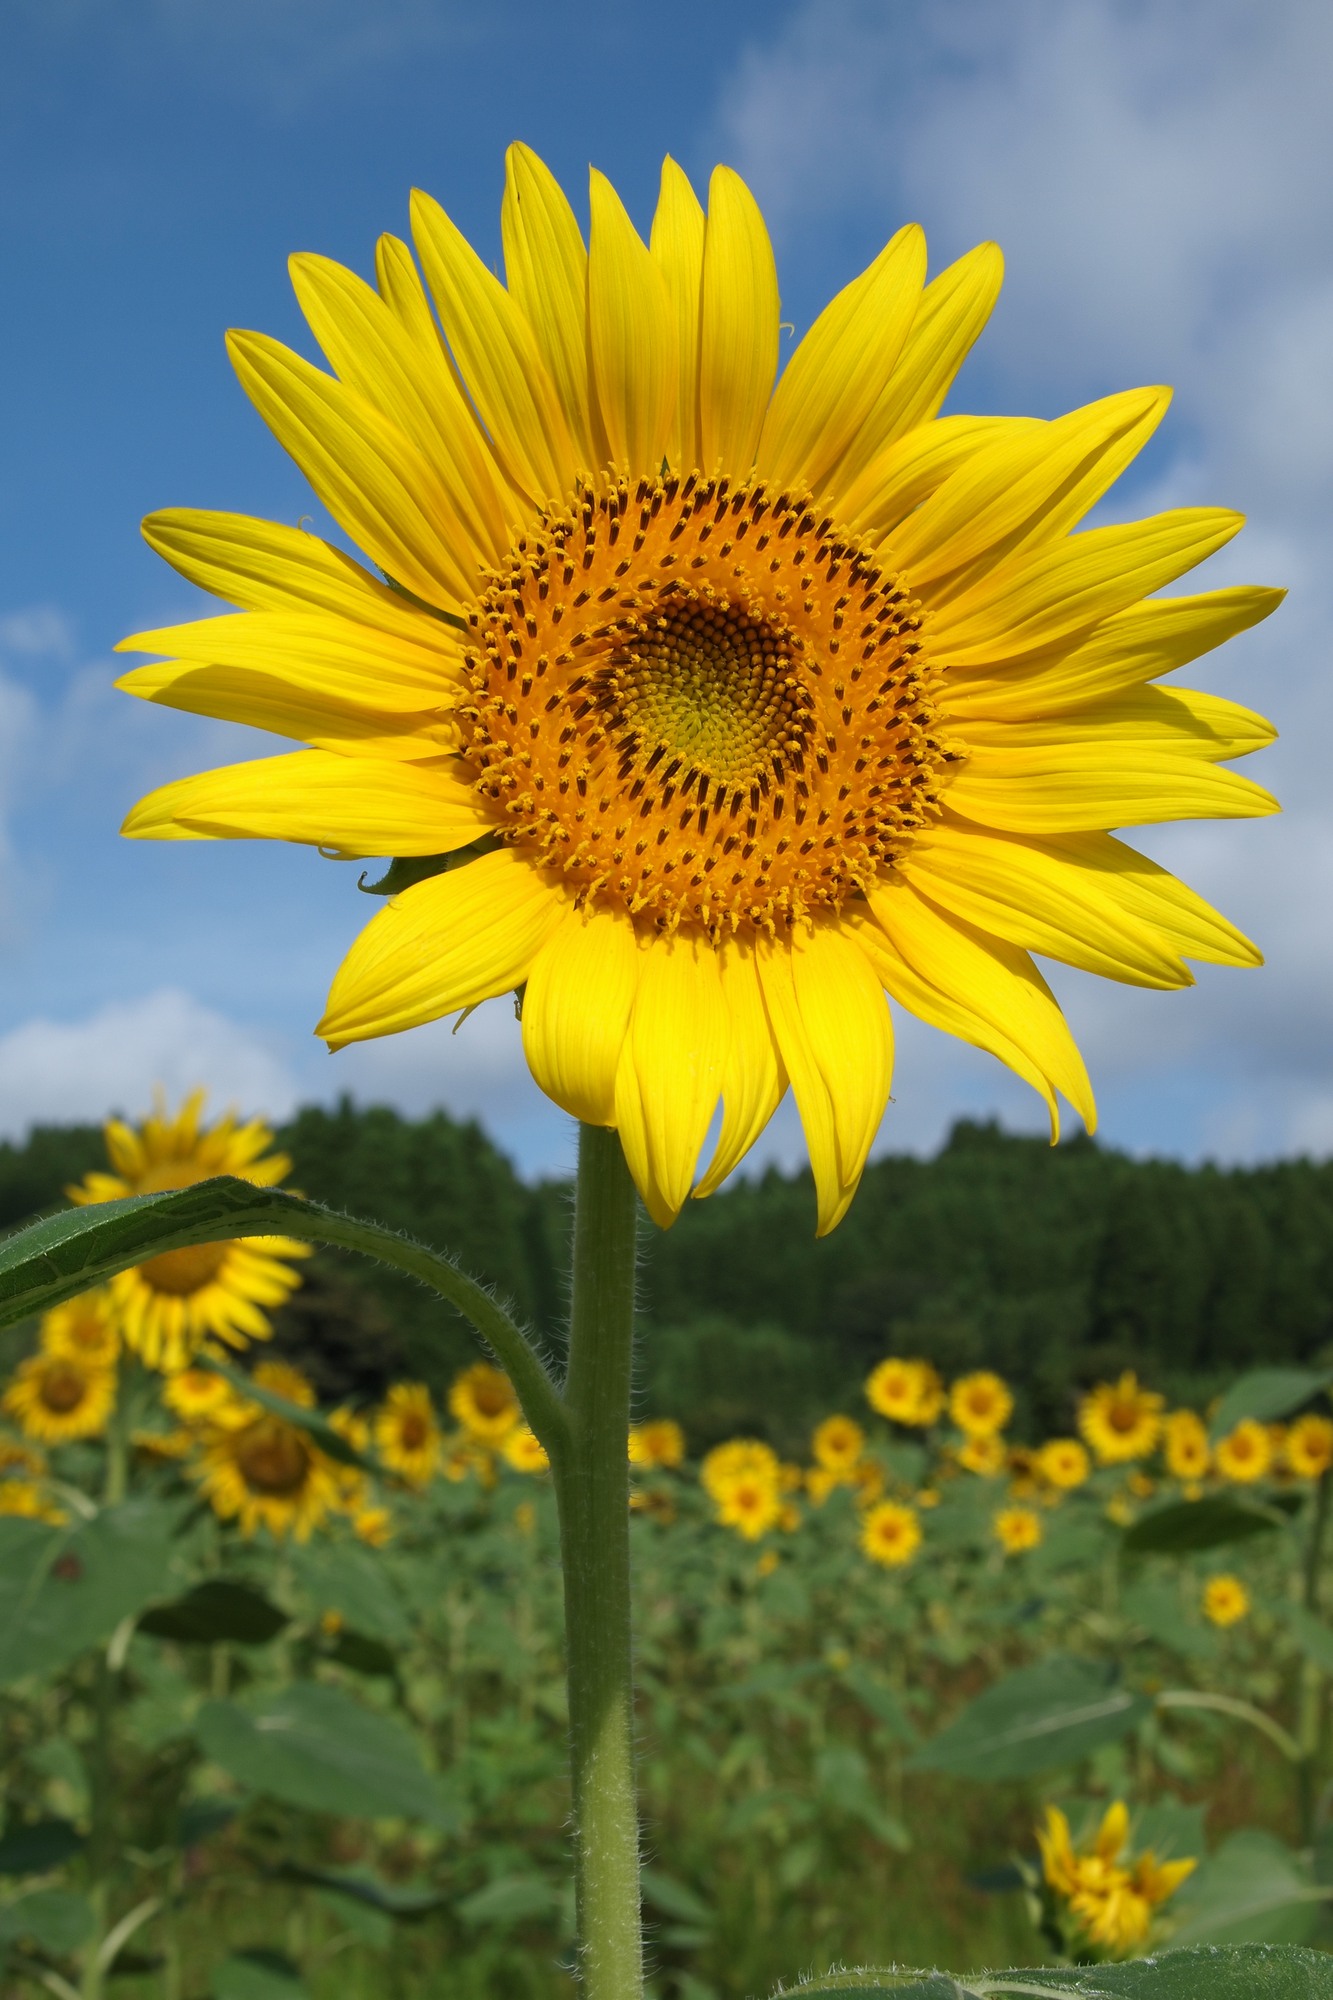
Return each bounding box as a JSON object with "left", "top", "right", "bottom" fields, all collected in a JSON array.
[{"left": 1, "top": 0, "right": 1329, "bottom": 1182}]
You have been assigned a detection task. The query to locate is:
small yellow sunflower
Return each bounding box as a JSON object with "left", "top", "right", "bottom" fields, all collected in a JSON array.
[
  {"left": 161, "top": 1365, "right": 246, "bottom": 1427},
  {"left": 353, "top": 1503, "right": 394, "bottom": 1547},
  {"left": 3, "top": 1352, "right": 116, "bottom": 1444},
  {"left": 865, "top": 1356, "right": 944, "bottom": 1426},
  {"left": 860, "top": 1498, "right": 922, "bottom": 1566},
  {"left": 1285, "top": 1413, "right": 1333, "bottom": 1480},
  {"left": 1202, "top": 1573, "right": 1250, "bottom": 1627},
  {"left": 949, "top": 1370, "right": 1013, "bottom": 1437},
  {"left": 1162, "top": 1408, "right": 1211, "bottom": 1482},
  {"left": 713, "top": 1469, "right": 783, "bottom": 1540},
  {"left": 250, "top": 1358, "right": 317, "bottom": 1408},
  {"left": 811, "top": 1412, "right": 865, "bottom": 1472},
  {"left": 375, "top": 1381, "right": 442, "bottom": 1485},
  {"left": 1037, "top": 1803, "right": 1195, "bottom": 1954},
  {"left": 117, "top": 149, "right": 1279, "bottom": 1238},
  {"left": 957, "top": 1432, "right": 1007, "bottom": 1476},
  {"left": 39, "top": 1291, "right": 120, "bottom": 1368},
  {"left": 1214, "top": 1418, "right": 1271, "bottom": 1483},
  {"left": 0, "top": 1478, "right": 66, "bottom": 1523},
  {"left": 700, "top": 1436, "right": 780, "bottom": 1500},
  {"left": 502, "top": 1423, "right": 551, "bottom": 1473},
  {"left": 193, "top": 1410, "right": 339, "bottom": 1540},
  {"left": 994, "top": 1504, "right": 1043, "bottom": 1552},
  {"left": 67, "top": 1091, "right": 309, "bottom": 1371},
  {"left": 448, "top": 1362, "right": 520, "bottom": 1445},
  {"left": 628, "top": 1418, "right": 686, "bottom": 1467},
  {"left": 1078, "top": 1372, "right": 1164, "bottom": 1464},
  {"left": 1035, "top": 1436, "right": 1090, "bottom": 1490},
  {"left": 326, "top": 1406, "right": 372, "bottom": 1507}
]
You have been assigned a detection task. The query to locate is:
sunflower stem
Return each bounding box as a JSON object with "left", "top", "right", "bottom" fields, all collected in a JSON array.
[{"left": 549, "top": 1122, "right": 643, "bottom": 2000}]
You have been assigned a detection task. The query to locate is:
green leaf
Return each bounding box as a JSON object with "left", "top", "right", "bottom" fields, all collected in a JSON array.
[
  {"left": 1283, "top": 1604, "right": 1333, "bottom": 1675},
  {"left": 775, "top": 1943, "right": 1333, "bottom": 1996},
  {"left": 907, "top": 1657, "right": 1149, "bottom": 1781},
  {"left": 321, "top": 1630, "right": 398, "bottom": 1678},
  {"left": 454, "top": 1874, "right": 559, "bottom": 1928},
  {"left": 211, "top": 1951, "right": 305, "bottom": 2000},
  {"left": 0, "top": 1818, "right": 83, "bottom": 1875},
  {"left": 177, "top": 1801, "right": 238, "bottom": 1849},
  {"left": 640, "top": 1867, "right": 713, "bottom": 1930},
  {"left": 1122, "top": 1496, "right": 1284, "bottom": 1556},
  {"left": 357, "top": 845, "right": 494, "bottom": 897},
  {"left": 196, "top": 1681, "right": 461, "bottom": 1830},
  {"left": 1120, "top": 1579, "right": 1218, "bottom": 1660},
  {"left": 840, "top": 1663, "right": 917, "bottom": 1743},
  {"left": 0, "top": 1889, "right": 95, "bottom": 1954},
  {"left": 315, "top": 1888, "right": 393, "bottom": 1952},
  {"left": 0, "top": 1501, "right": 183, "bottom": 1686},
  {"left": 1170, "top": 1831, "right": 1328, "bottom": 1947},
  {"left": 139, "top": 1581, "right": 288, "bottom": 1647},
  {"left": 268, "top": 1861, "right": 442, "bottom": 1916},
  {"left": 290, "top": 1543, "right": 412, "bottom": 1645},
  {"left": 1211, "top": 1369, "right": 1333, "bottom": 1438}
]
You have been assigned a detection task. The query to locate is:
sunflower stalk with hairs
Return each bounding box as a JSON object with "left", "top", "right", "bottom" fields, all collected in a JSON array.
[{"left": 0, "top": 144, "right": 1280, "bottom": 1997}]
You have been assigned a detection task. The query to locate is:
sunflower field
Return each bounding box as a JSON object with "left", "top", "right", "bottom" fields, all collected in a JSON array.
[{"left": 0, "top": 1102, "right": 1332, "bottom": 2000}]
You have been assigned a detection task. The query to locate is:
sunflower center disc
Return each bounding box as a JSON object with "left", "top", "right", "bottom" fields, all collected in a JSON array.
[
  {"left": 139, "top": 1241, "right": 230, "bottom": 1297},
  {"left": 41, "top": 1366, "right": 87, "bottom": 1414},
  {"left": 461, "top": 472, "right": 956, "bottom": 937},
  {"left": 237, "top": 1420, "right": 311, "bottom": 1495}
]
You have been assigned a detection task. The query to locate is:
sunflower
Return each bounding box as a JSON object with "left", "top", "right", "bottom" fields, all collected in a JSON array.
[
  {"left": 865, "top": 1356, "right": 944, "bottom": 1426},
  {"left": 502, "top": 1423, "right": 551, "bottom": 1473},
  {"left": 714, "top": 1470, "right": 783, "bottom": 1540},
  {"left": 994, "top": 1504, "right": 1043, "bottom": 1552},
  {"left": 957, "top": 1433, "right": 1006, "bottom": 1477},
  {"left": 67, "top": 1091, "right": 309, "bottom": 1371},
  {"left": 327, "top": 1406, "right": 372, "bottom": 1507},
  {"left": 0, "top": 1478, "right": 65, "bottom": 1523},
  {"left": 811, "top": 1412, "right": 865, "bottom": 1473},
  {"left": 117, "top": 148, "right": 1278, "bottom": 1238},
  {"left": 353, "top": 1503, "right": 394, "bottom": 1547},
  {"left": 40, "top": 1292, "right": 120, "bottom": 1368},
  {"left": 1214, "top": 1418, "right": 1271, "bottom": 1484},
  {"left": 1035, "top": 1437, "right": 1090, "bottom": 1490},
  {"left": 447, "top": 1362, "right": 519, "bottom": 1445},
  {"left": 194, "top": 1409, "right": 339, "bottom": 1540},
  {"left": 628, "top": 1418, "right": 686, "bottom": 1468},
  {"left": 1162, "top": 1408, "right": 1211, "bottom": 1482},
  {"left": 700, "top": 1437, "right": 780, "bottom": 1501},
  {"left": 1078, "top": 1372, "right": 1164, "bottom": 1464},
  {"left": 375, "top": 1382, "right": 442, "bottom": 1485},
  {"left": 1202, "top": 1574, "right": 1250, "bottom": 1627},
  {"left": 1285, "top": 1414, "right": 1333, "bottom": 1480},
  {"left": 860, "top": 1499, "right": 922, "bottom": 1567},
  {"left": 949, "top": 1370, "right": 1012, "bottom": 1437},
  {"left": 3, "top": 1352, "right": 116, "bottom": 1444},
  {"left": 161, "top": 1366, "right": 247, "bottom": 1428}
]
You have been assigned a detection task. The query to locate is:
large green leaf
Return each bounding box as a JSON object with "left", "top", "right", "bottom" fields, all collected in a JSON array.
[
  {"left": 0, "top": 1818, "right": 83, "bottom": 1876},
  {"left": 0, "top": 1500, "right": 184, "bottom": 1686},
  {"left": 139, "top": 1581, "right": 288, "bottom": 1647},
  {"left": 908, "top": 1658, "right": 1149, "bottom": 1781},
  {"left": 1170, "top": 1831, "right": 1328, "bottom": 1947},
  {"left": 1211, "top": 1369, "right": 1333, "bottom": 1439},
  {"left": 1284, "top": 1605, "right": 1333, "bottom": 1676},
  {"left": 211, "top": 1951, "right": 305, "bottom": 2000},
  {"left": 776, "top": 1943, "right": 1333, "bottom": 1996},
  {"left": 290, "top": 1543, "right": 412, "bottom": 1645},
  {"left": 1122, "top": 1496, "right": 1284, "bottom": 1556},
  {"left": 196, "top": 1681, "right": 461, "bottom": 1830}
]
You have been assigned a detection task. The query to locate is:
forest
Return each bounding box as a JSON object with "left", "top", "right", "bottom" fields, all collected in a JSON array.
[{"left": 3, "top": 1103, "right": 1330, "bottom": 1453}]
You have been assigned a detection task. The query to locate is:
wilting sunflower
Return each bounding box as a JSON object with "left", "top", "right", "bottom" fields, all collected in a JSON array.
[
  {"left": 194, "top": 1408, "right": 339, "bottom": 1540},
  {"left": 375, "top": 1382, "right": 443, "bottom": 1485},
  {"left": 860, "top": 1498, "right": 922, "bottom": 1567},
  {"left": 68, "top": 1092, "right": 308, "bottom": 1371},
  {"left": 3, "top": 1352, "right": 116, "bottom": 1444},
  {"left": 40, "top": 1292, "right": 120, "bottom": 1368},
  {"left": 117, "top": 147, "right": 1279, "bottom": 1236},
  {"left": 1078, "top": 1372, "right": 1164, "bottom": 1464}
]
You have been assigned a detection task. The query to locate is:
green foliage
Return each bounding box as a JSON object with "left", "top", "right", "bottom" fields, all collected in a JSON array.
[
  {"left": 0, "top": 1500, "right": 184, "bottom": 1685},
  {"left": 1122, "top": 1497, "right": 1283, "bottom": 1556},
  {"left": 1211, "top": 1370, "right": 1333, "bottom": 1438},
  {"left": 778, "top": 1946, "right": 1333, "bottom": 1996},
  {"left": 908, "top": 1660, "right": 1150, "bottom": 1781},
  {"left": 1171, "top": 1832, "right": 1328, "bottom": 1947}
]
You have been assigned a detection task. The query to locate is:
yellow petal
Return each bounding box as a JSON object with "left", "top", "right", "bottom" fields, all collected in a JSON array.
[
  {"left": 121, "top": 750, "right": 486, "bottom": 857},
  {"left": 841, "top": 414, "right": 1042, "bottom": 544},
  {"left": 116, "top": 609, "right": 464, "bottom": 711},
  {"left": 860, "top": 882, "right": 1096, "bottom": 1136},
  {"left": 957, "top": 685, "right": 1277, "bottom": 762},
  {"left": 941, "top": 585, "right": 1287, "bottom": 719},
  {"left": 116, "top": 659, "right": 460, "bottom": 760},
  {"left": 945, "top": 739, "right": 1278, "bottom": 832},
  {"left": 699, "top": 167, "right": 780, "bottom": 473},
  {"left": 319, "top": 849, "right": 567, "bottom": 1048},
  {"left": 226, "top": 330, "right": 477, "bottom": 613},
  {"left": 900, "top": 819, "right": 1191, "bottom": 987},
  {"left": 756, "top": 923, "right": 893, "bottom": 1235},
  {"left": 614, "top": 930, "right": 729, "bottom": 1228},
  {"left": 588, "top": 170, "right": 677, "bottom": 478},
  {"left": 140, "top": 509, "right": 438, "bottom": 636},
  {"left": 833, "top": 241, "right": 1004, "bottom": 492},
  {"left": 289, "top": 252, "right": 512, "bottom": 565},
  {"left": 1033, "top": 832, "right": 1262, "bottom": 967},
  {"left": 694, "top": 934, "right": 788, "bottom": 1198},
  {"left": 929, "top": 508, "right": 1243, "bottom": 665},
  {"left": 649, "top": 157, "right": 706, "bottom": 472},
  {"left": 522, "top": 905, "right": 640, "bottom": 1125},
  {"left": 502, "top": 143, "right": 596, "bottom": 467},
  {"left": 410, "top": 188, "right": 577, "bottom": 505},
  {"left": 757, "top": 224, "right": 926, "bottom": 494},
  {"left": 891, "top": 387, "right": 1170, "bottom": 589}
]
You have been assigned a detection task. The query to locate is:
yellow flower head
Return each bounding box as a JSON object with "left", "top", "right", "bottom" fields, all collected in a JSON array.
[
  {"left": 1163, "top": 1408, "right": 1211, "bottom": 1482},
  {"left": 66, "top": 1091, "right": 308, "bottom": 1371},
  {"left": 40, "top": 1292, "right": 120, "bottom": 1369},
  {"left": 1215, "top": 1418, "right": 1271, "bottom": 1484},
  {"left": 949, "top": 1370, "right": 1013, "bottom": 1437},
  {"left": 161, "top": 1365, "right": 246, "bottom": 1427},
  {"left": 1286, "top": 1413, "right": 1333, "bottom": 1480},
  {"left": 1078, "top": 1372, "right": 1165, "bottom": 1464},
  {"left": 1035, "top": 1437, "right": 1090, "bottom": 1490},
  {"left": 628, "top": 1418, "right": 685, "bottom": 1468},
  {"left": 701, "top": 1437, "right": 780, "bottom": 1502},
  {"left": 0, "top": 1478, "right": 66, "bottom": 1524},
  {"left": 866, "top": 1357, "right": 944, "bottom": 1426},
  {"left": 448, "top": 1363, "right": 519, "bottom": 1445},
  {"left": 375, "top": 1382, "right": 442, "bottom": 1485},
  {"left": 440, "top": 1432, "right": 494, "bottom": 1486},
  {"left": 502, "top": 1423, "right": 551, "bottom": 1474},
  {"left": 117, "top": 150, "right": 1279, "bottom": 1240},
  {"left": 353, "top": 1503, "right": 394, "bottom": 1547},
  {"left": 1202, "top": 1573, "right": 1250, "bottom": 1626},
  {"left": 957, "top": 1432, "right": 1007, "bottom": 1477},
  {"left": 860, "top": 1498, "right": 922, "bottom": 1567},
  {"left": 994, "top": 1504, "right": 1043, "bottom": 1552},
  {"left": 3, "top": 1352, "right": 116, "bottom": 1444},
  {"left": 714, "top": 1470, "right": 783, "bottom": 1541},
  {"left": 194, "top": 1410, "right": 339, "bottom": 1541},
  {"left": 812, "top": 1412, "right": 865, "bottom": 1473},
  {"left": 1037, "top": 1802, "right": 1194, "bottom": 1955},
  {"left": 251, "top": 1359, "right": 317, "bottom": 1409}
]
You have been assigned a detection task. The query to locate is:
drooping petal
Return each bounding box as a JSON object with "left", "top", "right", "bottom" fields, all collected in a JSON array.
[
  {"left": 698, "top": 167, "right": 780, "bottom": 473},
  {"left": 319, "top": 849, "right": 568, "bottom": 1048},
  {"left": 121, "top": 749, "right": 486, "bottom": 857},
  {"left": 945, "top": 740, "right": 1278, "bottom": 832},
  {"left": 941, "top": 585, "right": 1287, "bottom": 720},
  {"left": 757, "top": 224, "right": 926, "bottom": 494},
  {"left": 116, "top": 609, "right": 465, "bottom": 711},
  {"left": 226, "top": 331, "right": 478, "bottom": 612},
  {"left": 522, "top": 904, "right": 640, "bottom": 1125},
  {"left": 695, "top": 934, "right": 788, "bottom": 1197},
  {"left": 833, "top": 241, "right": 1004, "bottom": 492},
  {"left": 410, "top": 188, "right": 578, "bottom": 505},
  {"left": 502, "top": 143, "right": 596, "bottom": 467},
  {"left": 613, "top": 930, "right": 729, "bottom": 1228},
  {"left": 650, "top": 157, "right": 706, "bottom": 472},
  {"left": 588, "top": 170, "right": 677, "bottom": 478}
]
